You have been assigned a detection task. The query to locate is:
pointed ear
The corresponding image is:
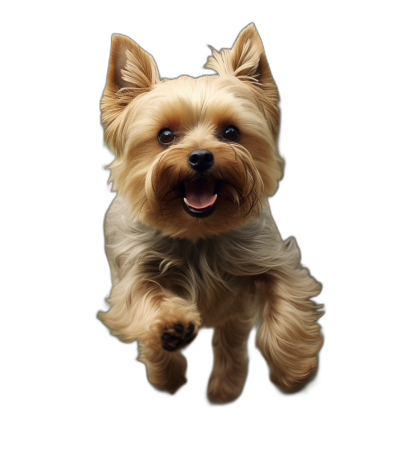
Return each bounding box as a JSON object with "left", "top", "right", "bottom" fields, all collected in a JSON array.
[
  {"left": 101, "top": 34, "right": 160, "bottom": 147},
  {"left": 205, "top": 23, "right": 274, "bottom": 89},
  {"left": 105, "top": 33, "right": 160, "bottom": 91},
  {"left": 205, "top": 24, "right": 279, "bottom": 135}
]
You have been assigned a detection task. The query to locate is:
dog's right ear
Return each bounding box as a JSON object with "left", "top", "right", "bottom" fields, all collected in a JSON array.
[
  {"left": 104, "top": 34, "right": 160, "bottom": 92},
  {"left": 101, "top": 34, "right": 160, "bottom": 151}
]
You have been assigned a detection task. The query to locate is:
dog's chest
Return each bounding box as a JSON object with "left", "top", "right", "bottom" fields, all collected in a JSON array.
[
  {"left": 153, "top": 237, "right": 258, "bottom": 325},
  {"left": 106, "top": 197, "right": 279, "bottom": 323}
]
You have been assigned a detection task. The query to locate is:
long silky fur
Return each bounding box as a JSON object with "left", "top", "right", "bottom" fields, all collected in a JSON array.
[
  {"left": 99, "top": 196, "right": 323, "bottom": 394},
  {"left": 98, "top": 24, "right": 324, "bottom": 401}
]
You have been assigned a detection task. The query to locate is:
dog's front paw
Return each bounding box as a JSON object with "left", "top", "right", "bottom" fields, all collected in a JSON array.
[
  {"left": 161, "top": 322, "right": 196, "bottom": 351},
  {"left": 144, "top": 297, "right": 201, "bottom": 350}
]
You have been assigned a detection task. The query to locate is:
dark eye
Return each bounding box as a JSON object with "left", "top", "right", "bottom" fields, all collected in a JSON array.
[
  {"left": 222, "top": 125, "right": 240, "bottom": 142},
  {"left": 158, "top": 128, "right": 175, "bottom": 145}
]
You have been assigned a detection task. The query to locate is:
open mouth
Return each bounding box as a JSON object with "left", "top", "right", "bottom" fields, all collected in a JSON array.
[{"left": 180, "top": 179, "right": 220, "bottom": 218}]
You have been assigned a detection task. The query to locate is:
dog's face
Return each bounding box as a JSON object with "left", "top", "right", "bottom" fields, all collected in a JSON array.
[{"left": 101, "top": 24, "right": 283, "bottom": 241}]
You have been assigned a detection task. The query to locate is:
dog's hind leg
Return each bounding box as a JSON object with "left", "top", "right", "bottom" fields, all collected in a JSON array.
[
  {"left": 256, "top": 249, "right": 324, "bottom": 392},
  {"left": 207, "top": 313, "right": 254, "bottom": 404}
]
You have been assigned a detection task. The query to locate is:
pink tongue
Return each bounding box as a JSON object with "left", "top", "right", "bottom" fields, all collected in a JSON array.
[{"left": 184, "top": 180, "right": 217, "bottom": 209}]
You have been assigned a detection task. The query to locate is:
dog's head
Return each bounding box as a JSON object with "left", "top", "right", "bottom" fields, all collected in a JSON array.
[{"left": 101, "top": 24, "right": 283, "bottom": 241}]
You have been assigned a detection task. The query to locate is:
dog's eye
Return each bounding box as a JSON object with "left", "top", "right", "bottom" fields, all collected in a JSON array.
[
  {"left": 158, "top": 128, "right": 175, "bottom": 145},
  {"left": 222, "top": 125, "right": 240, "bottom": 142}
]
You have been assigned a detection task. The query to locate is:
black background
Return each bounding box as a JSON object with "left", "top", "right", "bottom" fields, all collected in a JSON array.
[{"left": 54, "top": 7, "right": 365, "bottom": 432}]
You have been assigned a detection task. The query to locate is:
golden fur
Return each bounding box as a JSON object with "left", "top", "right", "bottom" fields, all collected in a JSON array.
[{"left": 98, "top": 24, "right": 324, "bottom": 403}]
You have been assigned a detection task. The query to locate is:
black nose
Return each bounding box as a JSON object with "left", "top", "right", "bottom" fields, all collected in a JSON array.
[{"left": 187, "top": 149, "right": 214, "bottom": 173}]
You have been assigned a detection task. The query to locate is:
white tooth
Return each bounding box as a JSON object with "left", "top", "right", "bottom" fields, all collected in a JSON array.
[{"left": 184, "top": 197, "right": 191, "bottom": 207}]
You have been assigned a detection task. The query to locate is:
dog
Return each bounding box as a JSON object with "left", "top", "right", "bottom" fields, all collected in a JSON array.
[{"left": 98, "top": 24, "right": 324, "bottom": 403}]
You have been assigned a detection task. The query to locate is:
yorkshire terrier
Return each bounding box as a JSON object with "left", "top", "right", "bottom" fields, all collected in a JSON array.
[{"left": 98, "top": 24, "right": 324, "bottom": 403}]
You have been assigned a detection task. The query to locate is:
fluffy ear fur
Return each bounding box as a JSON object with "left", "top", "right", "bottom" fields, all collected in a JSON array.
[
  {"left": 205, "top": 24, "right": 280, "bottom": 136},
  {"left": 101, "top": 34, "right": 160, "bottom": 150}
]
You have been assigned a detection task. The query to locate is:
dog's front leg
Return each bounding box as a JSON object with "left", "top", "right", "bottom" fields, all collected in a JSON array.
[
  {"left": 136, "top": 289, "right": 201, "bottom": 394},
  {"left": 98, "top": 274, "right": 201, "bottom": 393},
  {"left": 137, "top": 340, "right": 189, "bottom": 394},
  {"left": 256, "top": 264, "right": 324, "bottom": 392}
]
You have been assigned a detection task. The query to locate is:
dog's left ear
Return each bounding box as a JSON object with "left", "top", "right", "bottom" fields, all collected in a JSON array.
[{"left": 206, "top": 24, "right": 279, "bottom": 136}]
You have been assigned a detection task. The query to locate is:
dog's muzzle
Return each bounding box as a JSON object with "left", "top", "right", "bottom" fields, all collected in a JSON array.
[{"left": 179, "top": 150, "right": 218, "bottom": 218}]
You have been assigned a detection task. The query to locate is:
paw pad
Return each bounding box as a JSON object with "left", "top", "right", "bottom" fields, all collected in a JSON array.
[{"left": 162, "top": 323, "right": 196, "bottom": 351}]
